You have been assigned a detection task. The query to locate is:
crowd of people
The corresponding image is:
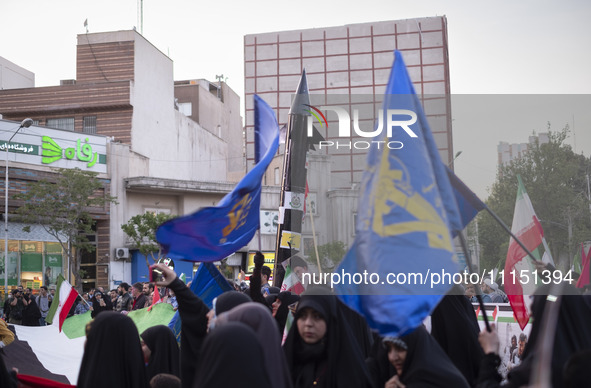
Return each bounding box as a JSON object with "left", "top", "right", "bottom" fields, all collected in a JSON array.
[
  {"left": 1, "top": 280, "right": 179, "bottom": 326},
  {"left": 2, "top": 285, "right": 55, "bottom": 326},
  {"left": 1, "top": 253, "right": 591, "bottom": 388}
]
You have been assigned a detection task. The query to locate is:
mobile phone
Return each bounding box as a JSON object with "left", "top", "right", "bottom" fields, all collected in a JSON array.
[{"left": 149, "top": 265, "right": 164, "bottom": 282}]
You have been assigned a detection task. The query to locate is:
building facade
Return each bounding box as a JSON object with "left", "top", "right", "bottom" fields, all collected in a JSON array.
[
  {"left": 498, "top": 133, "right": 549, "bottom": 167},
  {"left": 0, "top": 56, "right": 34, "bottom": 90},
  {"left": 245, "top": 17, "right": 454, "bottom": 259},
  {"left": 0, "top": 30, "right": 251, "bottom": 291},
  {"left": 0, "top": 119, "right": 110, "bottom": 293}
]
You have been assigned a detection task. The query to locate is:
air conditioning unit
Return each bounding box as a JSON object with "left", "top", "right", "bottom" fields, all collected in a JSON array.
[{"left": 115, "top": 248, "right": 130, "bottom": 260}]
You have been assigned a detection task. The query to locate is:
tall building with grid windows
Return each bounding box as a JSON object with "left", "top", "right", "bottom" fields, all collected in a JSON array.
[
  {"left": 244, "top": 16, "right": 454, "bottom": 186},
  {"left": 244, "top": 16, "right": 455, "bottom": 253}
]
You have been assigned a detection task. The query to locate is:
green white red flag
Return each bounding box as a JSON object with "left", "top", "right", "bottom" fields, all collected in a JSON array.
[
  {"left": 504, "top": 176, "right": 547, "bottom": 329},
  {"left": 280, "top": 261, "right": 305, "bottom": 295},
  {"left": 45, "top": 274, "right": 79, "bottom": 332}
]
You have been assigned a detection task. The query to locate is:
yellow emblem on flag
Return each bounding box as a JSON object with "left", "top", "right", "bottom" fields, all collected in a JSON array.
[{"left": 279, "top": 231, "right": 301, "bottom": 250}]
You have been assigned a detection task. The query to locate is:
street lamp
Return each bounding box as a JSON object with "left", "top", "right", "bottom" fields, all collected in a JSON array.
[{"left": 4, "top": 118, "right": 33, "bottom": 299}]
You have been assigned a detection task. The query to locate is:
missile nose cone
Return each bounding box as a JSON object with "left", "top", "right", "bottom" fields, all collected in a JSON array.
[{"left": 289, "top": 69, "right": 310, "bottom": 115}]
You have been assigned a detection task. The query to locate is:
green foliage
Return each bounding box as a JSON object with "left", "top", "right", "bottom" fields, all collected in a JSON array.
[
  {"left": 15, "top": 168, "right": 118, "bottom": 290},
  {"left": 121, "top": 212, "right": 175, "bottom": 269},
  {"left": 478, "top": 125, "right": 591, "bottom": 272},
  {"left": 308, "top": 241, "right": 347, "bottom": 270}
]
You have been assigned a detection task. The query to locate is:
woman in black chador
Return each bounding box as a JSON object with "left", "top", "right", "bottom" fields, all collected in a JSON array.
[
  {"left": 77, "top": 311, "right": 147, "bottom": 388},
  {"left": 193, "top": 322, "right": 271, "bottom": 387},
  {"left": 89, "top": 291, "right": 110, "bottom": 319},
  {"left": 141, "top": 325, "right": 180, "bottom": 381},
  {"left": 283, "top": 287, "right": 372, "bottom": 388},
  {"left": 383, "top": 325, "right": 470, "bottom": 388}
]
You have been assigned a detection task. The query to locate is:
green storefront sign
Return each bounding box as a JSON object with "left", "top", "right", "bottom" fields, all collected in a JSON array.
[
  {"left": 0, "top": 142, "right": 38, "bottom": 155},
  {"left": 41, "top": 136, "right": 106, "bottom": 168}
]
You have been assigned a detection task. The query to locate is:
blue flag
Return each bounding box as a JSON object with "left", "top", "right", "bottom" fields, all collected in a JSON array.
[
  {"left": 335, "top": 51, "right": 463, "bottom": 337},
  {"left": 168, "top": 262, "right": 233, "bottom": 344},
  {"left": 157, "top": 95, "right": 279, "bottom": 261},
  {"left": 445, "top": 165, "right": 486, "bottom": 232}
]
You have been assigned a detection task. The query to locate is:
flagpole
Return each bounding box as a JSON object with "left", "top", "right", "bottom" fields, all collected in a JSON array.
[
  {"left": 457, "top": 231, "right": 491, "bottom": 331},
  {"left": 307, "top": 195, "right": 322, "bottom": 274}
]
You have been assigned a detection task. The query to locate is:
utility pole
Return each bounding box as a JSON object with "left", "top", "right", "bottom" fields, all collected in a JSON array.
[{"left": 137, "top": 0, "right": 144, "bottom": 34}]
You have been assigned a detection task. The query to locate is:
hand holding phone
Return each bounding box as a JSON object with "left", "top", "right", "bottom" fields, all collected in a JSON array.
[
  {"left": 150, "top": 264, "right": 176, "bottom": 287},
  {"left": 149, "top": 265, "right": 164, "bottom": 282}
]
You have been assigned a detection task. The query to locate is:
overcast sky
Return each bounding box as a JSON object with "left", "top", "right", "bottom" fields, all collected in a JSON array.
[{"left": 1, "top": 0, "right": 590, "bottom": 199}]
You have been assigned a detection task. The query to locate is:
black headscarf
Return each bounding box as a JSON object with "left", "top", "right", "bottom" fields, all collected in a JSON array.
[
  {"left": 395, "top": 325, "right": 470, "bottom": 388},
  {"left": 141, "top": 325, "right": 180, "bottom": 381},
  {"left": 90, "top": 291, "right": 110, "bottom": 319},
  {"left": 22, "top": 296, "right": 41, "bottom": 326},
  {"left": 337, "top": 299, "right": 374, "bottom": 358},
  {"left": 216, "top": 302, "right": 292, "bottom": 388},
  {"left": 506, "top": 284, "right": 591, "bottom": 388},
  {"left": 430, "top": 288, "right": 483, "bottom": 387},
  {"left": 0, "top": 354, "right": 17, "bottom": 388},
  {"left": 77, "top": 311, "right": 147, "bottom": 388},
  {"left": 366, "top": 330, "right": 397, "bottom": 388},
  {"left": 283, "top": 288, "right": 372, "bottom": 388},
  {"left": 214, "top": 291, "right": 251, "bottom": 315},
  {"left": 193, "top": 322, "right": 271, "bottom": 388},
  {"left": 275, "top": 291, "right": 300, "bottom": 335}
]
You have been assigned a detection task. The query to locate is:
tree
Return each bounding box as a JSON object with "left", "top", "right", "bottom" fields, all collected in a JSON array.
[
  {"left": 478, "top": 125, "right": 591, "bottom": 272},
  {"left": 121, "top": 212, "right": 175, "bottom": 270},
  {"left": 309, "top": 241, "right": 347, "bottom": 270},
  {"left": 15, "top": 168, "right": 117, "bottom": 291}
]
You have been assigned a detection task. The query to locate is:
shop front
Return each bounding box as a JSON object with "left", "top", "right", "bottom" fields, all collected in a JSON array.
[
  {"left": 0, "top": 223, "right": 65, "bottom": 294},
  {"left": 0, "top": 119, "right": 109, "bottom": 297}
]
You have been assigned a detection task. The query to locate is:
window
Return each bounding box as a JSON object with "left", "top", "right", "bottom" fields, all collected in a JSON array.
[
  {"left": 83, "top": 116, "right": 97, "bottom": 134},
  {"left": 46, "top": 117, "right": 74, "bottom": 131},
  {"left": 274, "top": 167, "right": 280, "bottom": 185}
]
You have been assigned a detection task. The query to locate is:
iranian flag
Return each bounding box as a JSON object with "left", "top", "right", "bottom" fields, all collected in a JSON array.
[
  {"left": 504, "top": 176, "right": 547, "bottom": 329},
  {"left": 46, "top": 274, "right": 79, "bottom": 332},
  {"left": 280, "top": 262, "right": 305, "bottom": 295},
  {"left": 576, "top": 243, "right": 591, "bottom": 288}
]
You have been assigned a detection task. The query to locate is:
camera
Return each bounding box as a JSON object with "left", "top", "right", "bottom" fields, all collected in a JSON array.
[{"left": 150, "top": 265, "right": 164, "bottom": 282}]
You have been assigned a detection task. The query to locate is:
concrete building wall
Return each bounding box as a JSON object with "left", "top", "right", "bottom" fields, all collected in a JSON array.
[
  {"left": 174, "top": 80, "right": 244, "bottom": 179},
  {"left": 327, "top": 189, "right": 359, "bottom": 248},
  {"left": 0, "top": 56, "right": 34, "bottom": 90},
  {"left": 130, "top": 33, "right": 175, "bottom": 176}
]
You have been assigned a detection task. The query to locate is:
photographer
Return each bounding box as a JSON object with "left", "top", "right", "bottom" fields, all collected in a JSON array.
[{"left": 9, "top": 289, "right": 28, "bottom": 325}]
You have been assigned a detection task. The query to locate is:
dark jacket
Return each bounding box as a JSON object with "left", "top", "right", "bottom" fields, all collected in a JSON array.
[{"left": 131, "top": 293, "right": 147, "bottom": 311}]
